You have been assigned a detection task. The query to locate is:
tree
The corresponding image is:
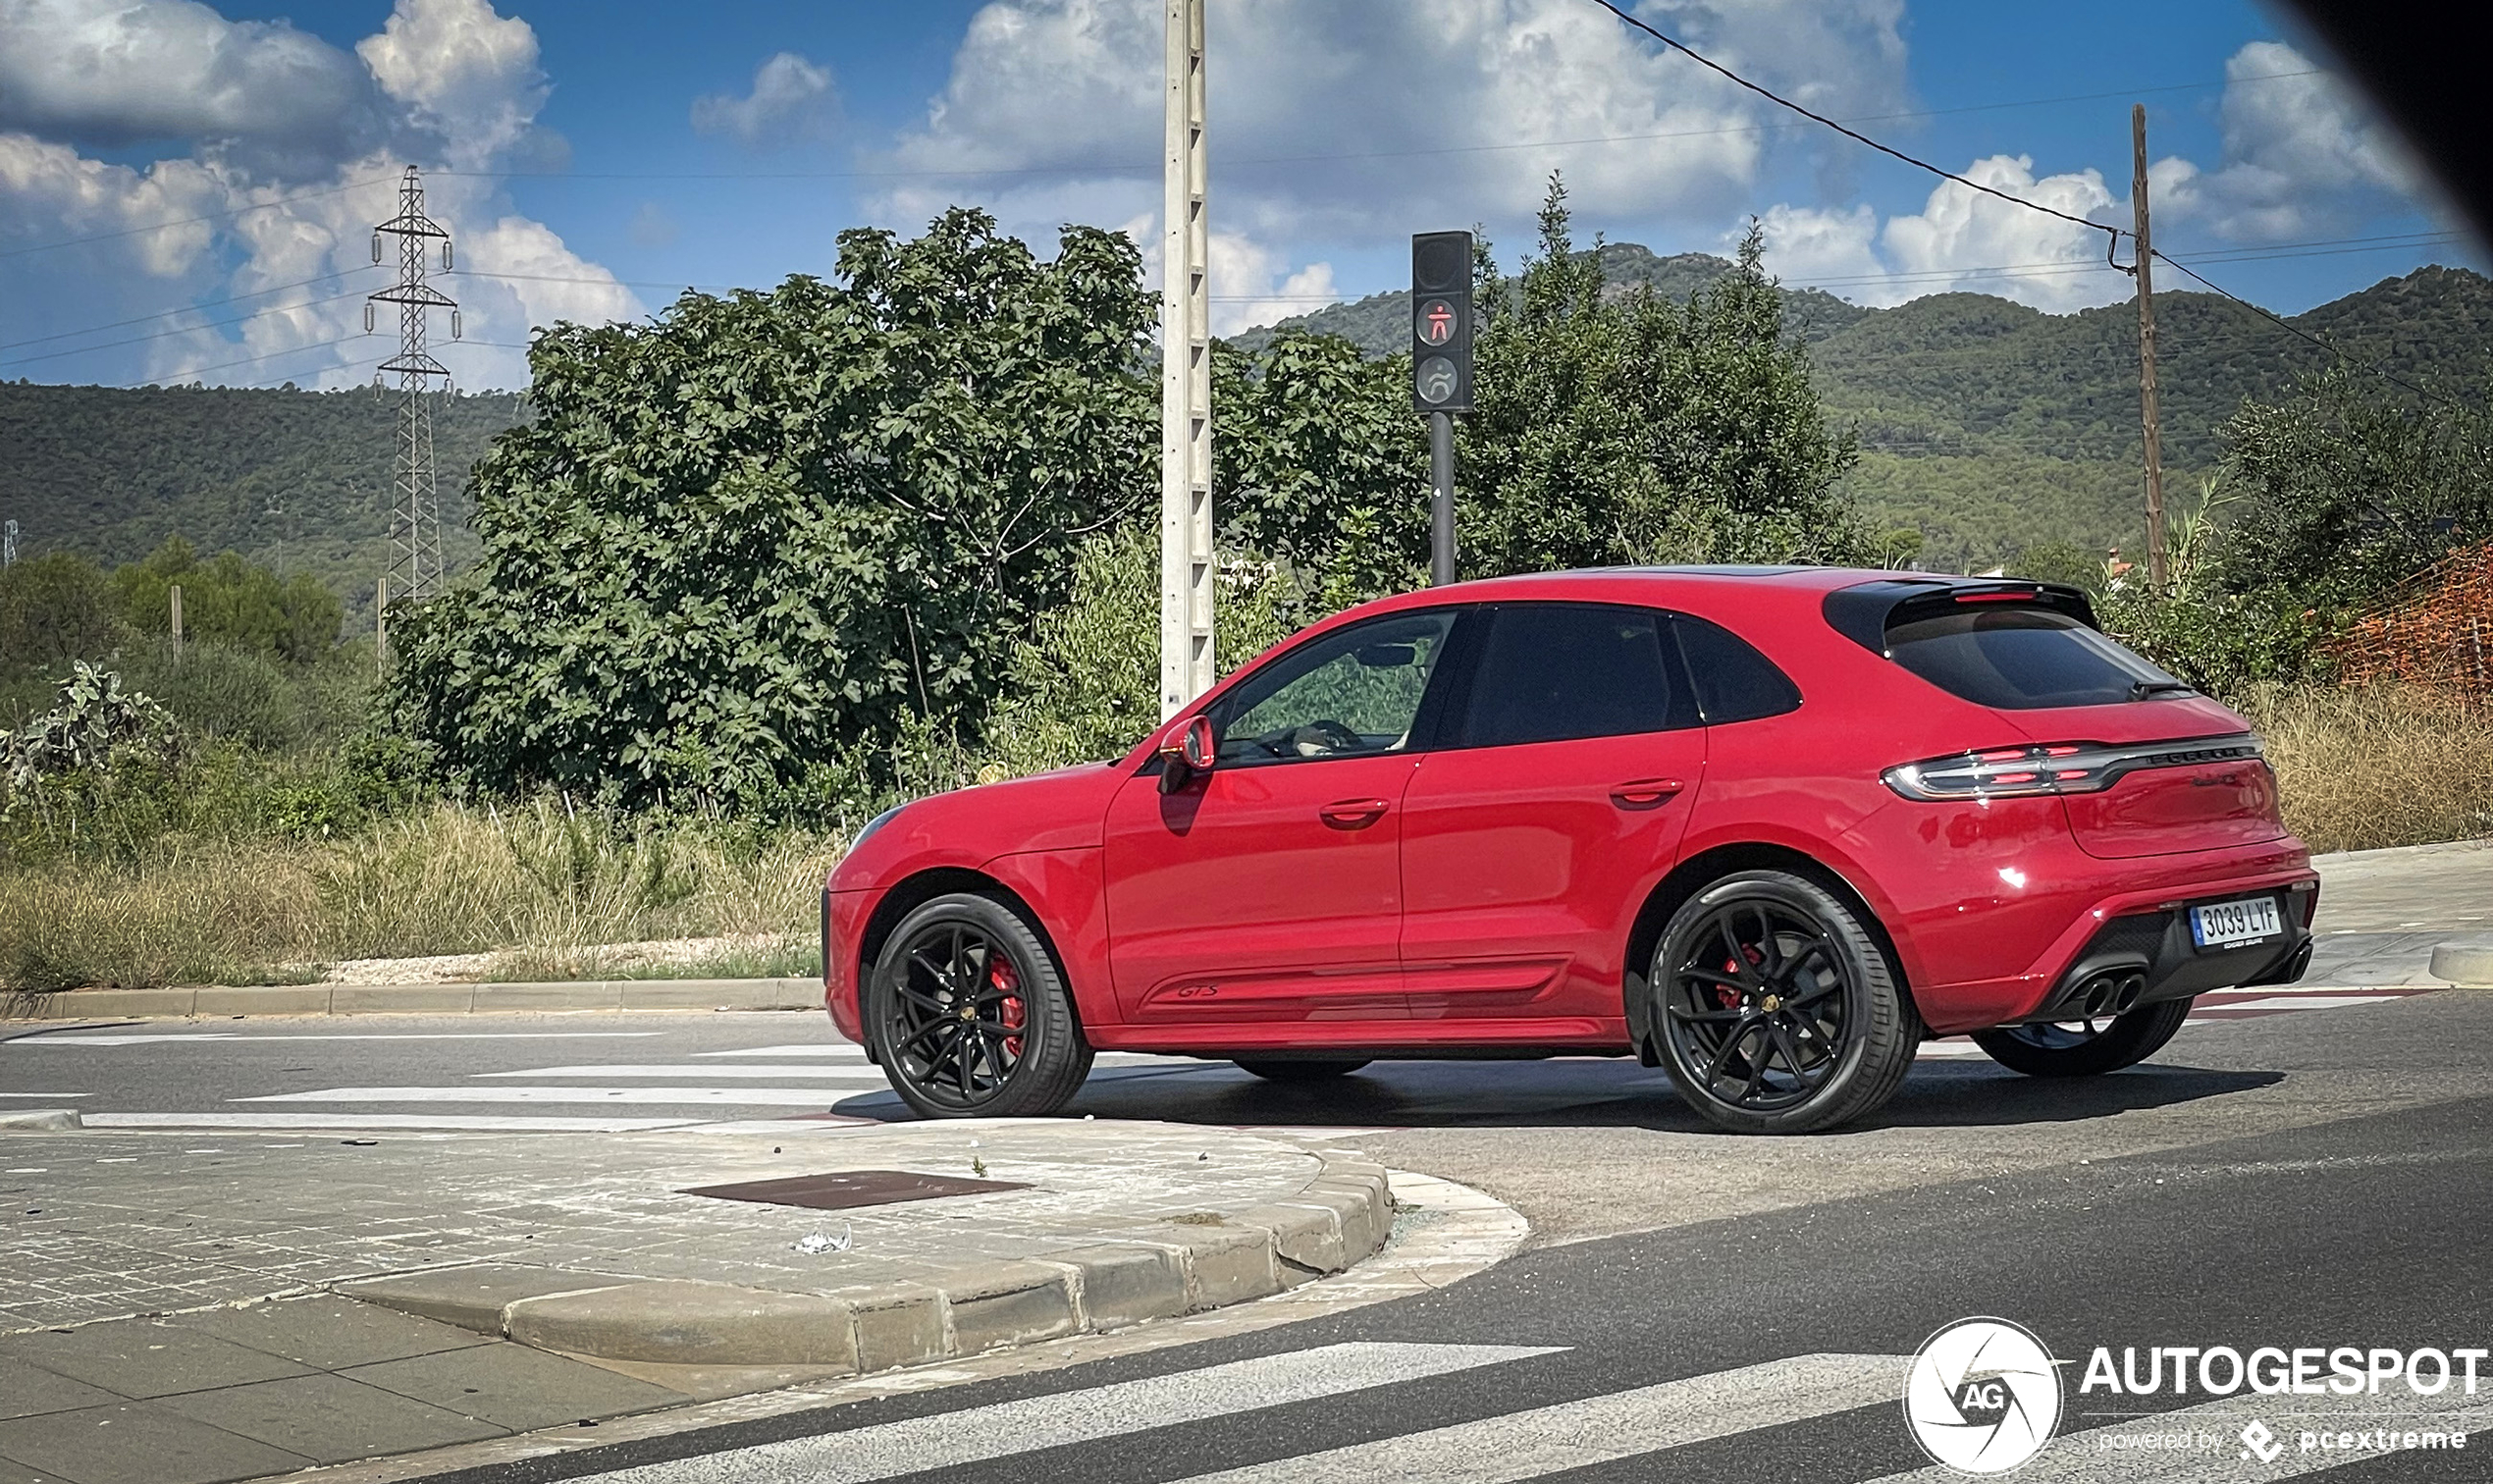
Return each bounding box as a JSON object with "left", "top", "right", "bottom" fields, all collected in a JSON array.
[
  {"left": 0, "top": 552, "right": 121, "bottom": 669},
  {"left": 389, "top": 209, "right": 1157, "bottom": 807},
  {"left": 1460, "top": 181, "right": 1870, "bottom": 574},
  {"left": 1214, "top": 331, "right": 1430, "bottom": 606},
  {"left": 2214, "top": 366, "right": 2493, "bottom": 608},
  {"left": 109, "top": 538, "right": 343, "bottom": 663}
]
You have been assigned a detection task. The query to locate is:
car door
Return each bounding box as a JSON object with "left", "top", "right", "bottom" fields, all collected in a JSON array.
[
  {"left": 1101, "top": 608, "right": 1462, "bottom": 1028},
  {"left": 1399, "top": 603, "right": 1707, "bottom": 1032}
]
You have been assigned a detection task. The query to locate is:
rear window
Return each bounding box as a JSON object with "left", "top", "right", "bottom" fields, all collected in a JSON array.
[{"left": 1883, "top": 606, "right": 2185, "bottom": 710}]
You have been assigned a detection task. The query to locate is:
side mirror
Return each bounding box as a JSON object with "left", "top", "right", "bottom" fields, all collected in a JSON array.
[{"left": 1159, "top": 715, "right": 1217, "bottom": 792}]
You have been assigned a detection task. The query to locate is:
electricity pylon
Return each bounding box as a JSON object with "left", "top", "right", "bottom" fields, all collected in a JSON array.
[{"left": 367, "top": 166, "right": 458, "bottom": 605}]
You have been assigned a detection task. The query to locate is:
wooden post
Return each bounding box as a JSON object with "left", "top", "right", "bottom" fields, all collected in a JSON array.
[
  {"left": 2133, "top": 104, "right": 2168, "bottom": 589},
  {"left": 169, "top": 583, "right": 183, "bottom": 662},
  {"left": 375, "top": 576, "right": 388, "bottom": 677}
]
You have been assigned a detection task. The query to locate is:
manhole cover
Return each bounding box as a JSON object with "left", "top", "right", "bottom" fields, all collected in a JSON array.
[{"left": 680, "top": 1169, "right": 1030, "bottom": 1210}]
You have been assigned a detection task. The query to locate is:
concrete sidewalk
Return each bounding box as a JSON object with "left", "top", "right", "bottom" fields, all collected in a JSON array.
[{"left": 0, "top": 1119, "right": 1396, "bottom": 1484}]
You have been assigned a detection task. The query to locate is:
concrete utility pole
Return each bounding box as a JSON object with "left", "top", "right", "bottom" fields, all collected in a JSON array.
[
  {"left": 2132, "top": 105, "right": 2168, "bottom": 589},
  {"left": 1159, "top": 0, "right": 1214, "bottom": 719},
  {"left": 2, "top": 519, "right": 17, "bottom": 568},
  {"left": 169, "top": 583, "right": 184, "bottom": 662},
  {"left": 368, "top": 166, "right": 459, "bottom": 607}
]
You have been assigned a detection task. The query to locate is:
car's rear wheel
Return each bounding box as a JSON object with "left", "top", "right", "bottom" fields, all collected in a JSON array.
[
  {"left": 867, "top": 892, "right": 1092, "bottom": 1119},
  {"left": 1648, "top": 870, "right": 1920, "bottom": 1135},
  {"left": 1233, "top": 1058, "right": 1371, "bottom": 1083},
  {"left": 1969, "top": 997, "right": 2193, "bottom": 1077}
]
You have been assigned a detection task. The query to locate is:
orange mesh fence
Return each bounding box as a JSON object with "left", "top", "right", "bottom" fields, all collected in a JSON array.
[{"left": 2323, "top": 543, "right": 2493, "bottom": 702}]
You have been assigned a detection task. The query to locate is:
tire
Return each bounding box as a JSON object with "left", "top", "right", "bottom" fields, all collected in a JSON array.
[
  {"left": 1646, "top": 870, "right": 1921, "bottom": 1135},
  {"left": 1970, "top": 997, "right": 2194, "bottom": 1078},
  {"left": 866, "top": 892, "right": 1093, "bottom": 1119},
  {"left": 1233, "top": 1058, "right": 1371, "bottom": 1083}
]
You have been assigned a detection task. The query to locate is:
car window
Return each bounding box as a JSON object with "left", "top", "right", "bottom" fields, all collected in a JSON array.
[
  {"left": 1457, "top": 604, "right": 1694, "bottom": 748},
  {"left": 1214, "top": 610, "right": 1458, "bottom": 764},
  {"left": 1672, "top": 613, "right": 1802, "bottom": 723},
  {"left": 1884, "top": 606, "right": 2183, "bottom": 710}
]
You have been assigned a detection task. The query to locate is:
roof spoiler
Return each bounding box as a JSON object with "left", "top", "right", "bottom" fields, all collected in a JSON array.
[{"left": 1822, "top": 578, "right": 2101, "bottom": 657}]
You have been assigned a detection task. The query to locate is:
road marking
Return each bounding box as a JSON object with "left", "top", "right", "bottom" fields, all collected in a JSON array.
[
  {"left": 2197, "top": 994, "right": 2404, "bottom": 1014},
  {"left": 83, "top": 1112, "right": 705, "bottom": 1132},
  {"left": 593, "top": 1342, "right": 1565, "bottom": 1484},
  {"left": 697, "top": 1043, "right": 873, "bottom": 1059},
  {"left": 1864, "top": 1393, "right": 2493, "bottom": 1481},
  {"left": 12, "top": 1032, "right": 665, "bottom": 1046},
  {"left": 477, "top": 1064, "right": 894, "bottom": 1081},
  {"left": 238, "top": 1086, "right": 852, "bottom": 1106},
  {"left": 1164, "top": 1352, "right": 1901, "bottom": 1484},
  {"left": 0, "top": 1091, "right": 90, "bottom": 1097}
]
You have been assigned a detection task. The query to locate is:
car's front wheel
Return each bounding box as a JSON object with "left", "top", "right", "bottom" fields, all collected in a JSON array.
[
  {"left": 1969, "top": 998, "right": 2193, "bottom": 1077},
  {"left": 1647, "top": 870, "right": 1920, "bottom": 1134},
  {"left": 867, "top": 892, "right": 1092, "bottom": 1119}
]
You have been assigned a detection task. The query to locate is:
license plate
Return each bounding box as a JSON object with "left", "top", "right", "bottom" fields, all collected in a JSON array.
[{"left": 2191, "top": 896, "right": 2282, "bottom": 949}]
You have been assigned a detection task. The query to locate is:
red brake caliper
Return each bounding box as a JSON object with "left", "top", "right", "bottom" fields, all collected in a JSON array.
[{"left": 989, "top": 955, "right": 1025, "bottom": 1060}]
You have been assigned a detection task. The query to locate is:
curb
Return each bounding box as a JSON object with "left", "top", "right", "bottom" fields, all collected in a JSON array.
[
  {"left": 333, "top": 1154, "right": 1395, "bottom": 1371},
  {"left": 1, "top": 978, "right": 823, "bottom": 1021},
  {"left": 0, "top": 1108, "right": 81, "bottom": 1131},
  {"left": 2429, "top": 942, "right": 2493, "bottom": 987}
]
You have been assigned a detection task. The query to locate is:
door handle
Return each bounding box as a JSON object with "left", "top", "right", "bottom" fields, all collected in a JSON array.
[
  {"left": 1610, "top": 777, "right": 1684, "bottom": 808},
  {"left": 1319, "top": 798, "right": 1390, "bottom": 828}
]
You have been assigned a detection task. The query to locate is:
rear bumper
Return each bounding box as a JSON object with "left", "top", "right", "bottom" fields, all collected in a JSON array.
[{"left": 2007, "top": 881, "right": 2316, "bottom": 1025}]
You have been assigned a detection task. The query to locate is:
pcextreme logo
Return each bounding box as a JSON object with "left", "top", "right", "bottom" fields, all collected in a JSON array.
[{"left": 1903, "top": 1317, "right": 2065, "bottom": 1474}]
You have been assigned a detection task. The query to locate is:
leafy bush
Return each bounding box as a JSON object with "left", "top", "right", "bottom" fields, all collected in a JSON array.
[
  {"left": 111, "top": 537, "right": 343, "bottom": 662},
  {"left": 390, "top": 208, "right": 1158, "bottom": 811},
  {"left": 0, "top": 551, "right": 122, "bottom": 669}
]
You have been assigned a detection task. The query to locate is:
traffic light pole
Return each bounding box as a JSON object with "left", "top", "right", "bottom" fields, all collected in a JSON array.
[{"left": 1429, "top": 412, "right": 1456, "bottom": 586}]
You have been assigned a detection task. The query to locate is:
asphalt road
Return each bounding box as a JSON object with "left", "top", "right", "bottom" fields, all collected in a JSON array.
[
  {"left": 371, "top": 990, "right": 2492, "bottom": 1484},
  {"left": 9, "top": 979, "right": 2492, "bottom": 1480}
]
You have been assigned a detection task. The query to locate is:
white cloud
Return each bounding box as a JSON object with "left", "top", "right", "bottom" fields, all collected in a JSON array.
[
  {"left": 692, "top": 52, "right": 839, "bottom": 150},
  {"left": 1205, "top": 233, "right": 1337, "bottom": 337},
  {"left": 0, "top": 0, "right": 638, "bottom": 395},
  {"left": 356, "top": 0, "right": 550, "bottom": 170},
  {"left": 2152, "top": 40, "right": 2418, "bottom": 241},
  {"left": 873, "top": 0, "right": 1909, "bottom": 266},
  {"left": 1755, "top": 155, "right": 2129, "bottom": 312},
  {"left": 0, "top": 0, "right": 384, "bottom": 179}
]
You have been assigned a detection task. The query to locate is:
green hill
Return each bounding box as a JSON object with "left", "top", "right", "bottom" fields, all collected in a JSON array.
[
  {"left": 3, "top": 257, "right": 2485, "bottom": 600},
  {"left": 1241, "top": 255, "right": 2493, "bottom": 571},
  {"left": 0, "top": 382, "right": 521, "bottom": 625}
]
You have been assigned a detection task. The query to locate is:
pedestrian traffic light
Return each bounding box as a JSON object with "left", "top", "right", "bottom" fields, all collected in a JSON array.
[{"left": 1410, "top": 231, "right": 1473, "bottom": 414}]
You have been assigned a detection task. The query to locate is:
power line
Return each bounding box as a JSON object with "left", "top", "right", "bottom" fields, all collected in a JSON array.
[
  {"left": 0, "top": 266, "right": 382, "bottom": 353},
  {"left": 1582, "top": 0, "right": 2124, "bottom": 263},
  {"left": 0, "top": 174, "right": 396, "bottom": 262},
  {"left": 0, "top": 287, "right": 374, "bottom": 370},
  {"left": 2148, "top": 247, "right": 2467, "bottom": 409}
]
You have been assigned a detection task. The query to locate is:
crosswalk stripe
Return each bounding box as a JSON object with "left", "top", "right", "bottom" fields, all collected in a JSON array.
[
  {"left": 2197, "top": 994, "right": 2402, "bottom": 1014},
  {"left": 82, "top": 1112, "right": 706, "bottom": 1132},
  {"left": 698, "top": 1043, "right": 872, "bottom": 1059},
  {"left": 237, "top": 1086, "right": 852, "bottom": 1106},
  {"left": 476, "top": 1064, "right": 894, "bottom": 1081},
  {"left": 1164, "top": 1352, "right": 1902, "bottom": 1484},
  {"left": 594, "top": 1342, "right": 1565, "bottom": 1484},
  {"left": 1865, "top": 1393, "right": 2493, "bottom": 1482}
]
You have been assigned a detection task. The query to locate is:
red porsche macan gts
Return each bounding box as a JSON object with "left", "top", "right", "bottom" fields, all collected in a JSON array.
[{"left": 822, "top": 566, "right": 2317, "bottom": 1133}]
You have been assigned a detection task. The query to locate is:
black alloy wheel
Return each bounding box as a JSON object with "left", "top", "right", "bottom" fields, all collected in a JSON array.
[
  {"left": 1971, "top": 997, "right": 2194, "bottom": 1077},
  {"left": 868, "top": 892, "right": 1091, "bottom": 1119},
  {"left": 1649, "top": 870, "right": 1919, "bottom": 1134}
]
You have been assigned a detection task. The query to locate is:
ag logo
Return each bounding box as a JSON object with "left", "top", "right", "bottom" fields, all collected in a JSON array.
[{"left": 1903, "top": 1317, "right": 2063, "bottom": 1474}]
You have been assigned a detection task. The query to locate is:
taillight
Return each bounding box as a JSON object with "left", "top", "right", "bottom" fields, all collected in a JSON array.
[{"left": 1883, "top": 735, "right": 2265, "bottom": 801}]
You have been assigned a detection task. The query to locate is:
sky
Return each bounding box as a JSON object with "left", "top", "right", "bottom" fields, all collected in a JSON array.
[{"left": 0, "top": 0, "right": 2472, "bottom": 395}]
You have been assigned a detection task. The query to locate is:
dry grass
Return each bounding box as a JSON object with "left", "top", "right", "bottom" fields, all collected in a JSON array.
[
  {"left": 0, "top": 800, "right": 840, "bottom": 992},
  {"left": 2249, "top": 683, "right": 2493, "bottom": 854}
]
